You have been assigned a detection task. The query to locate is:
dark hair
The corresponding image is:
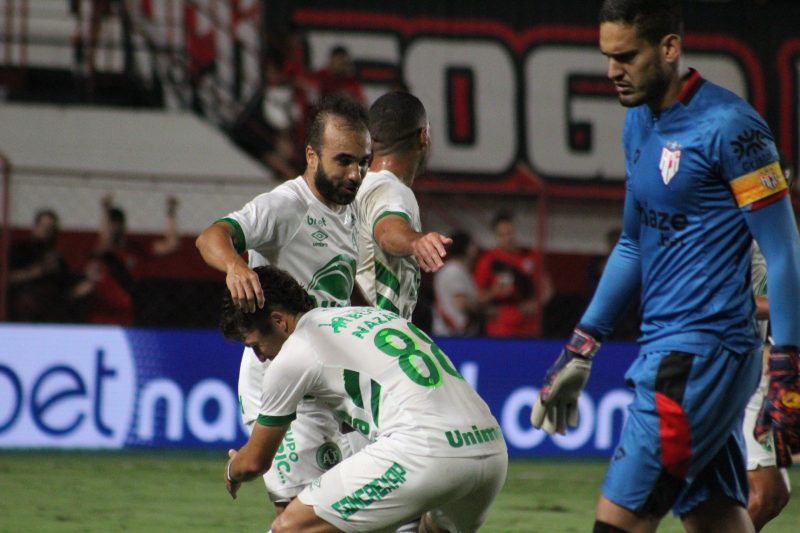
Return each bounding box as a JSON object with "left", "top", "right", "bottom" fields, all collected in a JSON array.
[
  {"left": 368, "top": 91, "right": 427, "bottom": 155},
  {"left": 599, "top": 0, "right": 683, "bottom": 45},
  {"left": 330, "top": 45, "right": 349, "bottom": 57},
  {"left": 305, "top": 94, "right": 369, "bottom": 153},
  {"left": 491, "top": 209, "right": 514, "bottom": 229},
  {"left": 34, "top": 209, "right": 59, "bottom": 225},
  {"left": 449, "top": 231, "right": 473, "bottom": 257},
  {"left": 219, "top": 265, "right": 315, "bottom": 340},
  {"left": 108, "top": 207, "right": 126, "bottom": 225}
]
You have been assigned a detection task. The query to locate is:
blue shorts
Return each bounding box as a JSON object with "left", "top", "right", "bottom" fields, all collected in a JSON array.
[{"left": 602, "top": 345, "right": 761, "bottom": 517}]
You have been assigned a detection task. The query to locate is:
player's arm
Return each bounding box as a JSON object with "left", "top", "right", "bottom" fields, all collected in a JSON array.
[
  {"left": 373, "top": 213, "right": 452, "bottom": 273},
  {"left": 225, "top": 422, "right": 289, "bottom": 499},
  {"left": 531, "top": 182, "right": 641, "bottom": 434},
  {"left": 745, "top": 200, "right": 800, "bottom": 347},
  {"left": 195, "top": 220, "right": 264, "bottom": 312},
  {"left": 754, "top": 295, "right": 769, "bottom": 321},
  {"left": 744, "top": 197, "right": 800, "bottom": 465}
]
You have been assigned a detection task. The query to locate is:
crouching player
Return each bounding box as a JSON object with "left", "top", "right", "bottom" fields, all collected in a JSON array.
[{"left": 221, "top": 265, "right": 508, "bottom": 532}]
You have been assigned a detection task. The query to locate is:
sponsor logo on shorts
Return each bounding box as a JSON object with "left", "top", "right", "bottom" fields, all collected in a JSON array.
[
  {"left": 331, "top": 462, "right": 407, "bottom": 520},
  {"left": 445, "top": 425, "right": 502, "bottom": 448},
  {"left": 316, "top": 441, "right": 342, "bottom": 471},
  {"left": 273, "top": 429, "right": 299, "bottom": 485}
]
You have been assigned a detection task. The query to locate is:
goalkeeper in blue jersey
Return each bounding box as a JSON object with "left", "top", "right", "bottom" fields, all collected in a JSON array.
[{"left": 531, "top": 1, "right": 800, "bottom": 532}]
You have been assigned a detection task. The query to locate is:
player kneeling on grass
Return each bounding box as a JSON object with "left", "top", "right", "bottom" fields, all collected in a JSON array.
[{"left": 220, "top": 265, "right": 508, "bottom": 532}]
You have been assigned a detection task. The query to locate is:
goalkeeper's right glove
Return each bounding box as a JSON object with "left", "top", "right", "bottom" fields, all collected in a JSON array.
[
  {"left": 530, "top": 328, "right": 600, "bottom": 435},
  {"left": 754, "top": 346, "right": 800, "bottom": 467}
]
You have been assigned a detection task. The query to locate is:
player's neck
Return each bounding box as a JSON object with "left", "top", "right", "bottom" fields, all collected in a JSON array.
[
  {"left": 369, "top": 156, "right": 417, "bottom": 188},
  {"left": 649, "top": 67, "right": 690, "bottom": 114}
]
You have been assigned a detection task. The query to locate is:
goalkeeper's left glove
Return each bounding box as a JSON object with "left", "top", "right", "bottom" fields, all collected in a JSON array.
[
  {"left": 531, "top": 328, "right": 600, "bottom": 435},
  {"left": 754, "top": 346, "right": 800, "bottom": 467}
]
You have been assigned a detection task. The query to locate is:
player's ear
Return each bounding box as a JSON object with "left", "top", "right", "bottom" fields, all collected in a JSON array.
[
  {"left": 305, "top": 144, "right": 318, "bottom": 170},
  {"left": 418, "top": 124, "right": 430, "bottom": 149},
  {"left": 661, "top": 33, "right": 681, "bottom": 65},
  {"left": 270, "top": 311, "right": 288, "bottom": 334}
]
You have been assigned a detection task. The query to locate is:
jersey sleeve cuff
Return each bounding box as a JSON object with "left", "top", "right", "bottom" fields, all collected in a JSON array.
[
  {"left": 256, "top": 413, "right": 296, "bottom": 426},
  {"left": 372, "top": 210, "right": 411, "bottom": 235},
  {"left": 216, "top": 217, "right": 247, "bottom": 254}
]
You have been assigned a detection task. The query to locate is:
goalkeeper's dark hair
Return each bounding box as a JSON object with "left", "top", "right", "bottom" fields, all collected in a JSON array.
[
  {"left": 369, "top": 91, "right": 428, "bottom": 156},
  {"left": 599, "top": 0, "right": 683, "bottom": 46},
  {"left": 219, "top": 266, "right": 315, "bottom": 340},
  {"left": 305, "top": 94, "right": 369, "bottom": 154}
]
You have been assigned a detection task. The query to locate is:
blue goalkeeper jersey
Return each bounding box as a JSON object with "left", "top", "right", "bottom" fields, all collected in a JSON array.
[{"left": 584, "top": 70, "right": 792, "bottom": 354}]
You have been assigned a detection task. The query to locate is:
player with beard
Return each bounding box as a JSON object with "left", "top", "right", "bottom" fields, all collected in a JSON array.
[
  {"left": 355, "top": 91, "right": 451, "bottom": 321},
  {"left": 196, "top": 94, "right": 371, "bottom": 517}
]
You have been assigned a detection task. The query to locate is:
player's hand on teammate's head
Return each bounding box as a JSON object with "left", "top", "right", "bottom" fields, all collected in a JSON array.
[
  {"left": 531, "top": 328, "right": 599, "bottom": 435},
  {"left": 226, "top": 263, "right": 265, "bottom": 313},
  {"left": 755, "top": 346, "right": 800, "bottom": 467},
  {"left": 413, "top": 232, "right": 452, "bottom": 273}
]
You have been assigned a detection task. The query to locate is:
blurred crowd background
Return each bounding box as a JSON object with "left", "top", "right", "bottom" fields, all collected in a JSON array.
[{"left": 0, "top": 0, "right": 796, "bottom": 339}]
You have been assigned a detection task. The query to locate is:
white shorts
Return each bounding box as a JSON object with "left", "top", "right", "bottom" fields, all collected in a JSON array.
[
  {"left": 743, "top": 372, "right": 777, "bottom": 470},
  {"left": 297, "top": 440, "right": 508, "bottom": 533},
  {"left": 239, "top": 348, "right": 352, "bottom": 502}
]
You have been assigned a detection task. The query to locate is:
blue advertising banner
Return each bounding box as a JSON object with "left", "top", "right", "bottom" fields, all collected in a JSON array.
[{"left": 0, "top": 325, "right": 638, "bottom": 457}]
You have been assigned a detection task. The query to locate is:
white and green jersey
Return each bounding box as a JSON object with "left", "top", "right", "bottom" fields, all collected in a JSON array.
[
  {"left": 355, "top": 170, "right": 421, "bottom": 320},
  {"left": 751, "top": 242, "right": 769, "bottom": 341},
  {"left": 258, "top": 306, "right": 505, "bottom": 458},
  {"left": 220, "top": 176, "right": 358, "bottom": 307}
]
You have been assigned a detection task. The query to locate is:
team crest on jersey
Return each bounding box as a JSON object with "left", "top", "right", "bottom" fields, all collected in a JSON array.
[{"left": 659, "top": 141, "right": 682, "bottom": 185}]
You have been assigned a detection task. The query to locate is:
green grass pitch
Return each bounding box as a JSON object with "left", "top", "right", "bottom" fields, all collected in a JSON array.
[{"left": 0, "top": 451, "right": 797, "bottom": 532}]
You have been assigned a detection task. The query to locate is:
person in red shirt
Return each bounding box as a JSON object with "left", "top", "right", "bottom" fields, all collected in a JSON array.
[
  {"left": 83, "top": 194, "right": 180, "bottom": 325},
  {"left": 473, "top": 210, "right": 553, "bottom": 337},
  {"left": 313, "top": 46, "right": 365, "bottom": 104}
]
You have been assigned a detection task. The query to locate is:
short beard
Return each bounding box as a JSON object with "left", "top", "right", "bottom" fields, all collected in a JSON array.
[
  {"left": 641, "top": 63, "right": 672, "bottom": 110},
  {"left": 314, "top": 164, "right": 356, "bottom": 205}
]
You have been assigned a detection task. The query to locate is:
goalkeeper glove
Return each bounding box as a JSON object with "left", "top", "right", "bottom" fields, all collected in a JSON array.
[
  {"left": 531, "top": 328, "right": 600, "bottom": 435},
  {"left": 755, "top": 346, "right": 800, "bottom": 467}
]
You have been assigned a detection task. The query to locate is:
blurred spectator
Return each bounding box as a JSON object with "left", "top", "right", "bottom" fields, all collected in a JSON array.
[
  {"left": 230, "top": 55, "right": 301, "bottom": 179},
  {"left": 7, "top": 209, "right": 87, "bottom": 322},
  {"left": 474, "top": 210, "right": 554, "bottom": 337},
  {"left": 585, "top": 226, "right": 621, "bottom": 295},
  {"left": 82, "top": 194, "right": 180, "bottom": 325},
  {"left": 313, "top": 46, "right": 365, "bottom": 104},
  {"left": 70, "top": 0, "right": 134, "bottom": 101},
  {"left": 432, "top": 230, "right": 488, "bottom": 336}
]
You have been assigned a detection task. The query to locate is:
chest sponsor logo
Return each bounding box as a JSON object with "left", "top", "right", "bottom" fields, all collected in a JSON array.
[
  {"left": 307, "top": 215, "right": 328, "bottom": 227},
  {"left": 311, "top": 230, "right": 329, "bottom": 247},
  {"left": 659, "top": 142, "right": 682, "bottom": 185}
]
